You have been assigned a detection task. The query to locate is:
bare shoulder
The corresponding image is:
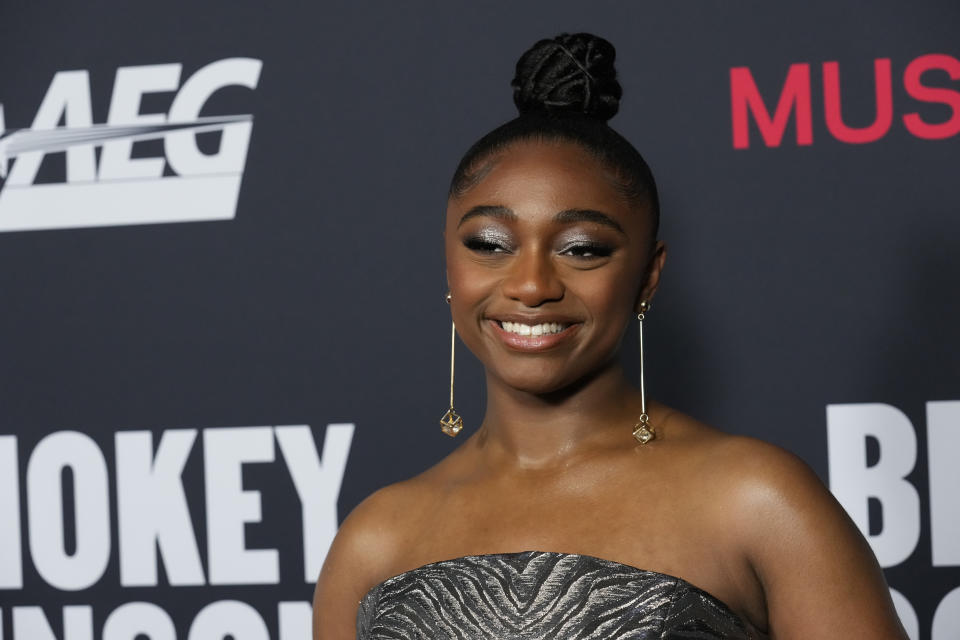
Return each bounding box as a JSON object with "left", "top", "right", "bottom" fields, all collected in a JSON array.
[
  {"left": 705, "top": 430, "right": 828, "bottom": 504},
  {"left": 318, "top": 471, "right": 438, "bottom": 589},
  {"left": 693, "top": 431, "right": 866, "bottom": 561},
  {"left": 673, "top": 419, "right": 907, "bottom": 638},
  {"left": 311, "top": 472, "right": 437, "bottom": 640},
  {"left": 328, "top": 482, "right": 417, "bottom": 576},
  {"left": 662, "top": 411, "right": 835, "bottom": 511}
]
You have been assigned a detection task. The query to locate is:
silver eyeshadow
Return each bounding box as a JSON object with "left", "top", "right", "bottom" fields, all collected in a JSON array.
[
  {"left": 464, "top": 228, "right": 615, "bottom": 257},
  {"left": 467, "top": 227, "right": 515, "bottom": 251}
]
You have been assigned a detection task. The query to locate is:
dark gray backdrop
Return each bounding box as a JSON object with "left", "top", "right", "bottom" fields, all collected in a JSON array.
[{"left": 0, "top": 1, "right": 957, "bottom": 639}]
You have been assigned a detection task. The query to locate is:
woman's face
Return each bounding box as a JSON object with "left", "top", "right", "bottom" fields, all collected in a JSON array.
[{"left": 445, "top": 139, "right": 665, "bottom": 395}]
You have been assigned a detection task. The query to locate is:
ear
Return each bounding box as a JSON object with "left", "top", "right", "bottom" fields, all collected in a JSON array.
[
  {"left": 442, "top": 227, "right": 450, "bottom": 288},
  {"left": 634, "top": 241, "right": 667, "bottom": 313}
]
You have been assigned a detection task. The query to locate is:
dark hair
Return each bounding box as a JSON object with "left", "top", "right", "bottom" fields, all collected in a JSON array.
[{"left": 449, "top": 33, "right": 660, "bottom": 239}]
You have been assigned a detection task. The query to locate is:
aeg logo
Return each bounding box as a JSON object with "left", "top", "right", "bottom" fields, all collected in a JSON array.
[
  {"left": 0, "top": 58, "right": 261, "bottom": 232},
  {"left": 731, "top": 53, "right": 960, "bottom": 148}
]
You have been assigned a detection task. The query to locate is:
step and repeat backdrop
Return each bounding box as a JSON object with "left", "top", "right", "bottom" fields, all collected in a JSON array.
[{"left": 0, "top": 1, "right": 957, "bottom": 639}]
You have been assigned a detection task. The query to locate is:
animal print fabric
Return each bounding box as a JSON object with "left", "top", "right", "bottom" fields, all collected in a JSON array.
[{"left": 357, "top": 551, "right": 754, "bottom": 639}]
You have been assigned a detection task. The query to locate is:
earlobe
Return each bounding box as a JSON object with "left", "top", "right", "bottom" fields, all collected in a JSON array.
[{"left": 635, "top": 241, "right": 667, "bottom": 313}]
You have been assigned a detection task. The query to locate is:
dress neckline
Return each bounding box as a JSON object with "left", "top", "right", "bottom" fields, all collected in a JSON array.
[{"left": 361, "top": 549, "right": 745, "bottom": 623}]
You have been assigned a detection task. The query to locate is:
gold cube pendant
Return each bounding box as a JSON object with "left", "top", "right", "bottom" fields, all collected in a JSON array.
[
  {"left": 632, "top": 424, "right": 655, "bottom": 444},
  {"left": 440, "top": 408, "right": 463, "bottom": 437}
]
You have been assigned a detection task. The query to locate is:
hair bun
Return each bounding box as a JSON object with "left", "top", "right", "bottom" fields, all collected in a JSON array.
[{"left": 511, "top": 33, "right": 622, "bottom": 122}]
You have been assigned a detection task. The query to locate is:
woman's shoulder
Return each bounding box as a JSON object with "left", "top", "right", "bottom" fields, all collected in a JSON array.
[
  {"left": 317, "top": 460, "right": 453, "bottom": 590},
  {"left": 662, "top": 419, "right": 905, "bottom": 636},
  {"left": 313, "top": 470, "right": 445, "bottom": 633},
  {"left": 313, "top": 470, "right": 449, "bottom": 639},
  {"left": 663, "top": 409, "right": 825, "bottom": 496},
  {"left": 654, "top": 408, "right": 843, "bottom": 539},
  {"left": 659, "top": 412, "right": 907, "bottom": 634},
  {"left": 673, "top": 416, "right": 870, "bottom": 565},
  {"left": 330, "top": 477, "right": 432, "bottom": 564}
]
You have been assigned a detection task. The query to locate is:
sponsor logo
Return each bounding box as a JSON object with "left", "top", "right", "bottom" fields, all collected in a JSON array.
[
  {"left": 0, "top": 422, "right": 354, "bottom": 638},
  {"left": 827, "top": 401, "right": 960, "bottom": 639},
  {"left": 0, "top": 58, "right": 261, "bottom": 232},
  {"left": 730, "top": 53, "right": 960, "bottom": 148}
]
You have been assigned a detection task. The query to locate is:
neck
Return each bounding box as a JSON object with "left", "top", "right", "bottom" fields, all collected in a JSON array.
[{"left": 476, "top": 360, "right": 644, "bottom": 469}]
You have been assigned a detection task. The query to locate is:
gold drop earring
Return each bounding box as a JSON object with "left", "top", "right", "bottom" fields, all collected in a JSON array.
[
  {"left": 439, "top": 292, "right": 464, "bottom": 436},
  {"left": 632, "top": 300, "right": 655, "bottom": 444}
]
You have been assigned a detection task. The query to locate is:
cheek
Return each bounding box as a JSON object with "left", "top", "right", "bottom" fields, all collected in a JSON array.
[
  {"left": 445, "top": 261, "right": 500, "bottom": 362},
  {"left": 569, "top": 268, "right": 643, "bottom": 353},
  {"left": 574, "top": 265, "right": 640, "bottom": 315},
  {"left": 446, "top": 254, "right": 493, "bottom": 301},
  {"left": 444, "top": 250, "right": 502, "bottom": 347}
]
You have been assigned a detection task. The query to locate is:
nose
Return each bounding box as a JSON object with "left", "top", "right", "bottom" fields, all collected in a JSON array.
[{"left": 501, "top": 248, "right": 564, "bottom": 307}]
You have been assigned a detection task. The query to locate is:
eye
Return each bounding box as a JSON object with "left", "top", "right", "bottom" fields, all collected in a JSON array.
[
  {"left": 559, "top": 242, "right": 614, "bottom": 259},
  {"left": 463, "top": 237, "right": 511, "bottom": 254}
]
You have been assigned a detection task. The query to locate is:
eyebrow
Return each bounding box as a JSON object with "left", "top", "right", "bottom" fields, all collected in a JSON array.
[
  {"left": 457, "top": 205, "right": 516, "bottom": 227},
  {"left": 555, "top": 208, "right": 625, "bottom": 234},
  {"left": 458, "top": 205, "right": 625, "bottom": 235}
]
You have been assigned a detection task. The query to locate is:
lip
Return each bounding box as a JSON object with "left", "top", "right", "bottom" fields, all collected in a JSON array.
[{"left": 485, "top": 317, "right": 582, "bottom": 352}]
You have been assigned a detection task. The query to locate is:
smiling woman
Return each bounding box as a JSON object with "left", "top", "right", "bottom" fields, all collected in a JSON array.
[
  {"left": 447, "top": 140, "right": 658, "bottom": 398},
  {"left": 312, "top": 33, "right": 909, "bottom": 640}
]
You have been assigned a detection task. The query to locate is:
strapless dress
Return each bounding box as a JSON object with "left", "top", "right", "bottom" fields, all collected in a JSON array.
[{"left": 357, "top": 551, "right": 762, "bottom": 639}]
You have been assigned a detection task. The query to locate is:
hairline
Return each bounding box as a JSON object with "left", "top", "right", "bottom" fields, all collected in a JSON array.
[{"left": 449, "top": 136, "right": 654, "bottom": 218}]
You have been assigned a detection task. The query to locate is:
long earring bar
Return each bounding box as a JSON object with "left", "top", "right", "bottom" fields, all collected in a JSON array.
[
  {"left": 632, "top": 301, "right": 655, "bottom": 444},
  {"left": 440, "top": 295, "right": 464, "bottom": 436}
]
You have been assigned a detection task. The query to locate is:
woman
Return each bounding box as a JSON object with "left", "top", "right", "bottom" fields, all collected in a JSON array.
[{"left": 313, "top": 33, "right": 907, "bottom": 639}]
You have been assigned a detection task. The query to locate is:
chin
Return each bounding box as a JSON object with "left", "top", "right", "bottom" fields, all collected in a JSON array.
[
  {"left": 492, "top": 366, "right": 583, "bottom": 397},
  {"left": 489, "top": 349, "right": 621, "bottom": 397}
]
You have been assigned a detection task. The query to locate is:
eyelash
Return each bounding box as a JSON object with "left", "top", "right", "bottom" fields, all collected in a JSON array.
[
  {"left": 464, "top": 238, "right": 510, "bottom": 254},
  {"left": 559, "top": 242, "right": 614, "bottom": 259},
  {"left": 463, "top": 238, "right": 613, "bottom": 259}
]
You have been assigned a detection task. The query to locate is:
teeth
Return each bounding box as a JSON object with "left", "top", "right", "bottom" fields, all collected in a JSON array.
[{"left": 499, "top": 321, "right": 567, "bottom": 336}]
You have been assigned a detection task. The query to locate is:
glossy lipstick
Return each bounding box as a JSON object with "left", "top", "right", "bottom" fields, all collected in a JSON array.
[{"left": 487, "top": 318, "right": 581, "bottom": 352}]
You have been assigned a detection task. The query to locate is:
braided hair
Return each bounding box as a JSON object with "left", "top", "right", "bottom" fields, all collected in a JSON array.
[{"left": 449, "top": 33, "right": 660, "bottom": 239}]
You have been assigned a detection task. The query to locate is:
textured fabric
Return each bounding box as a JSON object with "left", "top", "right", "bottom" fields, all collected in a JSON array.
[{"left": 357, "top": 551, "right": 758, "bottom": 639}]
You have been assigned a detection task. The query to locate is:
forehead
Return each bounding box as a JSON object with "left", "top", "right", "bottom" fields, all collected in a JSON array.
[{"left": 448, "top": 140, "right": 638, "bottom": 223}]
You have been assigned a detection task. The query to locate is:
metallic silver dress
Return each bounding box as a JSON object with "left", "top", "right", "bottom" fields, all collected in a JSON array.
[{"left": 357, "top": 551, "right": 759, "bottom": 639}]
